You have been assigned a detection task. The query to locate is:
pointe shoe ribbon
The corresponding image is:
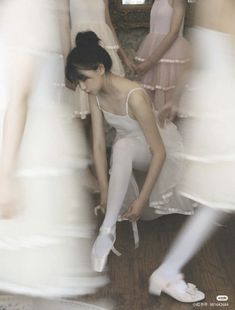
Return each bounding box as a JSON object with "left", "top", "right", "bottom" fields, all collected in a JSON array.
[
  {"left": 100, "top": 226, "right": 121, "bottom": 257},
  {"left": 120, "top": 215, "right": 139, "bottom": 249},
  {"left": 95, "top": 207, "right": 140, "bottom": 249},
  {"left": 132, "top": 221, "right": 139, "bottom": 249}
]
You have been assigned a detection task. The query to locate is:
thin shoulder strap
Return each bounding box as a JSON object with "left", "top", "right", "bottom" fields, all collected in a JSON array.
[
  {"left": 125, "top": 87, "right": 145, "bottom": 115},
  {"left": 95, "top": 96, "right": 102, "bottom": 110},
  {"left": 125, "top": 87, "right": 150, "bottom": 115}
]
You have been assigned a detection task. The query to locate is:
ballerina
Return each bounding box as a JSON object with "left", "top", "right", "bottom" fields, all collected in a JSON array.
[
  {"left": 65, "top": 31, "right": 194, "bottom": 273},
  {"left": 149, "top": 0, "right": 235, "bottom": 303},
  {"left": 135, "top": 0, "right": 191, "bottom": 111},
  {"left": 0, "top": 0, "right": 107, "bottom": 298}
]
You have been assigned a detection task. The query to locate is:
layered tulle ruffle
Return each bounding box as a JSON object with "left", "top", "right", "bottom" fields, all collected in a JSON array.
[
  {"left": 121, "top": 121, "right": 194, "bottom": 219},
  {"left": 176, "top": 71, "right": 235, "bottom": 211},
  {"left": 136, "top": 34, "right": 191, "bottom": 109},
  {"left": 0, "top": 53, "right": 108, "bottom": 297}
]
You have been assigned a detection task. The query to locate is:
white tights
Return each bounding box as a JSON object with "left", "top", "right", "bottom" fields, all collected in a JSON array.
[
  {"left": 102, "top": 137, "right": 151, "bottom": 228},
  {"left": 156, "top": 205, "right": 227, "bottom": 289},
  {"left": 95, "top": 137, "right": 151, "bottom": 257}
]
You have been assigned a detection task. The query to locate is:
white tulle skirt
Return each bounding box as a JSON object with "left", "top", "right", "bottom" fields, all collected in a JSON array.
[
  {"left": 0, "top": 47, "right": 108, "bottom": 298},
  {"left": 119, "top": 120, "right": 194, "bottom": 220},
  {"left": 176, "top": 27, "right": 235, "bottom": 211}
]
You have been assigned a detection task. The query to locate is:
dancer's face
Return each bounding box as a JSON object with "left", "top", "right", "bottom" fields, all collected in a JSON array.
[{"left": 78, "top": 65, "right": 105, "bottom": 95}]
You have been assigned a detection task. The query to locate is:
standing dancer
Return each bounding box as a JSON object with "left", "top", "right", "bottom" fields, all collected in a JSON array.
[
  {"left": 135, "top": 0, "right": 191, "bottom": 111},
  {"left": 0, "top": 0, "right": 107, "bottom": 298},
  {"left": 149, "top": 0, "right": 235, "bottom": 303}
]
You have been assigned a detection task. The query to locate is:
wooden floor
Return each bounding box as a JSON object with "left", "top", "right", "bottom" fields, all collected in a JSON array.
[{"left": 80, "top": 213, "right": 235, "bottom": 310}]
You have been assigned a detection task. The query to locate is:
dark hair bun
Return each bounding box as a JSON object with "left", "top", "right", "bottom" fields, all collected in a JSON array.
[{"left": 75, "top": 31, "right": 100, "bottom": 48}]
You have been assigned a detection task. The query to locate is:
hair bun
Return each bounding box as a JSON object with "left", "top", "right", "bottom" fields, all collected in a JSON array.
[{"left": 75, "top": 31, "right": 100, "bottom": 48}]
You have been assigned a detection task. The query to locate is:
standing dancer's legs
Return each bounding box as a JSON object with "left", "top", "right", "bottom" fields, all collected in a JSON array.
[{"left": 150, "top": 205, "right": 227, "bottom": 301}]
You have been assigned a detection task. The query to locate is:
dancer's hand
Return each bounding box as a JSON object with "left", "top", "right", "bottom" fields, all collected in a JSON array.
[
  {"left": 135, "top": 60, "right": 152, "bottom": 77},
  {"left": 123, "top": 199, "right": 144, "bottom": 222},
  {"left": 0, "top": 176, "right": 20, "bottom": 219},
  {"left": 94, "top": 191, "right": 107, "bottom": 216},
  {"left": 123, "top": 56, "right": 136, "bottom": 75},
  {"left": 94, "top": 203, "right": 106, "bottom": 216}
]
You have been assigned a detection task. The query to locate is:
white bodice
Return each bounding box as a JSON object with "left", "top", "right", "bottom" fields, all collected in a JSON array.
[{"left": 96, "top": 88, "right": 148, "bottom": 143}]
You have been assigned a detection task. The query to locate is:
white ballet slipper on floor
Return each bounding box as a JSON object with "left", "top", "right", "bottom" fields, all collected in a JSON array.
[{"left": 149, "top": 271, "right": 205, "bottom": 303}]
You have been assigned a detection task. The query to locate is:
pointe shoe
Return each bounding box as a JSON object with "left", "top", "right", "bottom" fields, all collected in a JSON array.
[
  {"left": 91, "top": 226, "right": 121, "bottom": 272},
  {"left": 149, "top": 271, "right": 205, "bottom": 303}
]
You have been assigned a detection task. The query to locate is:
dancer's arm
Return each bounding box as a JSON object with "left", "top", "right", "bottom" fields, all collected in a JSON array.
[
  {"left": 124, "top": 91, "right": 166, "bottom": 221},
  {"left": 195, "top": 0, "right": 235, "bottom": 35},
  {"left": 0, "top": 54, "right": 35, "bottom": 217},
  {"left": 58, "top": 0, "right": 71, "bottom": 60},
  {"left": 104, "top": 0, "right": 135, "bottom": 72},
  {"left": 89, "top": 95, "right": 109, "bottom": 209},
  {"left": 135, "top": 0, "right": 186, "bottom": 75},
  {"left": 58, "top": 0, "right": 75, "bottom": 89}
]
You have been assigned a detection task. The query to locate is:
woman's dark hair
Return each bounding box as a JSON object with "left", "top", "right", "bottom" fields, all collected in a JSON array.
[{"left": 65, "top": 31, "right": 112, "bottom": 83}]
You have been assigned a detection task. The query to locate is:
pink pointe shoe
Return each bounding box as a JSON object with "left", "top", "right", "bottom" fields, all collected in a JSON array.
[
  {"left": 149, "top": 271, "right": 205, "bottom": 303},
  {"left": 91, "top": 226, "right": 121, "bottom": 272}
]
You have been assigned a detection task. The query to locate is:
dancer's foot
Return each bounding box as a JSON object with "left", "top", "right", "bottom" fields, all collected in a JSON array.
[
  {"left": 91, "top": 225, "right": 121, "bottom": 272},
  {"left": 149, "top": 269, "right": 205, "bottom": 303}
]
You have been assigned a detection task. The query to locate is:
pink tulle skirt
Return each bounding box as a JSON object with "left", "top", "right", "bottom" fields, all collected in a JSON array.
[{"left": 136, "top": 33, "right": 191, "bottom": 110}]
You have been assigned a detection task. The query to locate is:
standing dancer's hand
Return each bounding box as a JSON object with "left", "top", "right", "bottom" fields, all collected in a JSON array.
[
  {"left": 123, "top": 199, "right": 145, "bottom": 222},
  {"left": 134, "top": 60, "right": 152, "bottom": 77},
  {"left": 123, "top": 56, "right": 136, "bottom": 75}
]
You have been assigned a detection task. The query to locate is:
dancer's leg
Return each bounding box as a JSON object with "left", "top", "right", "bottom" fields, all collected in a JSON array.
[
  {"left": 158, "top": 206, "right": 226, "bottom": 277},
  {"left": 150, "top": 205, "right": 227, "bottom": 296},
  {"left": 103, "top": 138, "right": 150, "bottom": 228},
  {"left": 94, "top": 138, "right": 151, "bottom": 258}
]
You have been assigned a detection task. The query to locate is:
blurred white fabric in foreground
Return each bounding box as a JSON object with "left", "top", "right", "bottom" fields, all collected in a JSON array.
[{"left": 0, "top": 0, "right": 107, "bottom": 299}]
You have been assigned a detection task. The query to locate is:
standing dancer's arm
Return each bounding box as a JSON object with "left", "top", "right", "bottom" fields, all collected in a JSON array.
[
  {"left": 58, "top": 0, "right": 75, "bottom": 89},
  {"left": 135, "top": 0, "right": 186, "bottom": 76},
  {"left": 104, "top": 0, "right": 135, "bottom": 73},
  {"left": 0, "top": 52, "right": 37, "bottom": 217},
  {"left": 58, "top": 0, "right": 71, "bottom": 60}
]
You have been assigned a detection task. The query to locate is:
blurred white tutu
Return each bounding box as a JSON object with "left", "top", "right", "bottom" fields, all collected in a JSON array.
[
  {"left": 0, "top": 0, "right": 108, "bottom": 299},
  {"left": 176, "top": 27, "right": 235, "bottom": 210}
]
